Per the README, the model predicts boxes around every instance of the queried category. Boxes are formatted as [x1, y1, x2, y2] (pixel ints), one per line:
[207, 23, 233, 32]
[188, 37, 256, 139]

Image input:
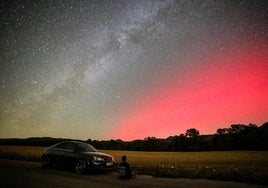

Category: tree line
[0, 122, 267, 151]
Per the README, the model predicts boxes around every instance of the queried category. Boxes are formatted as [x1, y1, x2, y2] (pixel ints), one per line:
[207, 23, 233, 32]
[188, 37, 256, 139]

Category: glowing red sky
[2, 1, 268, 141]
[114, 46, 268, 141]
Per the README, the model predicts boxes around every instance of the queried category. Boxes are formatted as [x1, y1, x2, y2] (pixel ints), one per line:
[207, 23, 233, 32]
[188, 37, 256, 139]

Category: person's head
[122, 155, 127, 162]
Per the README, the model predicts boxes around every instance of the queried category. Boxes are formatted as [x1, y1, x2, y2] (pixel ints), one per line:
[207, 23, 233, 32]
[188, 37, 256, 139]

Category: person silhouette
[118, 155, 132, 179]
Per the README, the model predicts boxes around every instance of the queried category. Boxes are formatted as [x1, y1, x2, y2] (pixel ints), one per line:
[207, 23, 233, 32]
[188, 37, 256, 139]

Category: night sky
[1, 0, 267, 141]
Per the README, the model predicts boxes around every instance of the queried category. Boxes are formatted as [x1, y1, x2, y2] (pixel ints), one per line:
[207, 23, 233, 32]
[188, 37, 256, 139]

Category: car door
[50, 142, 69, 165]
[63, 142, 78, 167]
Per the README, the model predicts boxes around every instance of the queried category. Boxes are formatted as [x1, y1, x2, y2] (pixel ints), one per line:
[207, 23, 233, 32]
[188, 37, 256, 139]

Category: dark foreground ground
[0, 159, 266, 188]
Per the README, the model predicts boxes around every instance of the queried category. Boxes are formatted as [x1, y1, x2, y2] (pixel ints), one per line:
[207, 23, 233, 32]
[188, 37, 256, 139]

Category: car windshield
[77, 143, 97, 152]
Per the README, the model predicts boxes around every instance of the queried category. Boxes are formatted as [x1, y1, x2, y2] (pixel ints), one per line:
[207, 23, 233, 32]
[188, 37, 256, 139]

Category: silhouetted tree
[144, 137, 157, 151]
[217, 128, 229, 135]
[229, 124, 246, 134]
[184, 129, 200, 151]
[259, 122, 268, 150]
[185, 128, 200, 138]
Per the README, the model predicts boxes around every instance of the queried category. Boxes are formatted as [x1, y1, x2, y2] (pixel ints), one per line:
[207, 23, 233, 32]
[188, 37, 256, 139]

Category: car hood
[82, 151, 112, 158]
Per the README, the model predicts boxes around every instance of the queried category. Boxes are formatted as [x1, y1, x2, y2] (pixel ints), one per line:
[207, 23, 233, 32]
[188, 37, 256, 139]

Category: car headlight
[93, 156, 105, 162]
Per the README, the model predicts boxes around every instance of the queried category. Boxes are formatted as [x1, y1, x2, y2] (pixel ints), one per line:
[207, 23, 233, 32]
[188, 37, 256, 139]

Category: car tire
[42, 155, 51, 168]
[75, 159, 87, 175]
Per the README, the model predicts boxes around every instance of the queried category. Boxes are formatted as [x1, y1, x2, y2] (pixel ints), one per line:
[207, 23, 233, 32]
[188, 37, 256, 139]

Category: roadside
[0, 159, 266, 188]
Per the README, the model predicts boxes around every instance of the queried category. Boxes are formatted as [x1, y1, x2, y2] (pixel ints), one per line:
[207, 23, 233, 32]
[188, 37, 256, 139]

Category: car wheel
[75, 159, 87, 175]
[42, 155, 51, 168]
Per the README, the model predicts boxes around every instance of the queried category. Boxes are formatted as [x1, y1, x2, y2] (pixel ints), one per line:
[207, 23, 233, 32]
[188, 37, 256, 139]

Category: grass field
[0, 146, 267, 184]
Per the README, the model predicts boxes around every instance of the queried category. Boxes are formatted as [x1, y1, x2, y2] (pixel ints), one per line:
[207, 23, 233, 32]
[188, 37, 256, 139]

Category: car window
[77, 143, 97, 152]
[54, 142, 69, 149]
[66, 143, 76, 151]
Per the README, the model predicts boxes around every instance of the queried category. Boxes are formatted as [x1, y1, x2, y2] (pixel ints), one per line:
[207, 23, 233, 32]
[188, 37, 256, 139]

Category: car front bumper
[89, 160, 115, 171]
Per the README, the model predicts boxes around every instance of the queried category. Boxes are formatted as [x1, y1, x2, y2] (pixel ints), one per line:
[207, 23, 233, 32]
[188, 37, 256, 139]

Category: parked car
[41, 140, 115, 174]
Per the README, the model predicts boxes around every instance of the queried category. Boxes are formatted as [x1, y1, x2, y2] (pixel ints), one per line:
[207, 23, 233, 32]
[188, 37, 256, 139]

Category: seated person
[118, 155, 132, 179]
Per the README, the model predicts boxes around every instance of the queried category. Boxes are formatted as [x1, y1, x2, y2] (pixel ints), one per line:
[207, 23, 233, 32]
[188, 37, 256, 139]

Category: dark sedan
[41, 141, 115, 174]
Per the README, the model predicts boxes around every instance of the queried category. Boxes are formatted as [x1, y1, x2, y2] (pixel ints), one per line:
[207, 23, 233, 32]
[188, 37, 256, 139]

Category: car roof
[52, 140, 87, 147]
[59, 140, 85, 144]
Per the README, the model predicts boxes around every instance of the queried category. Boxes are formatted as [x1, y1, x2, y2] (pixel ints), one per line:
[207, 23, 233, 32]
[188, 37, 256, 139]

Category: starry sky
[0, 0, 267, 141]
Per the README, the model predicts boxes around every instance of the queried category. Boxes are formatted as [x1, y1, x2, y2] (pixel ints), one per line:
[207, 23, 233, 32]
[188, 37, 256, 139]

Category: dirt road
[0, 159, 265, 188]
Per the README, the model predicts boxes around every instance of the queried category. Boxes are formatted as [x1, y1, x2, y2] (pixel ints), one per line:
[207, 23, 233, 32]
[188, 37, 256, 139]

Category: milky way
[0, 0, 267, 140]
